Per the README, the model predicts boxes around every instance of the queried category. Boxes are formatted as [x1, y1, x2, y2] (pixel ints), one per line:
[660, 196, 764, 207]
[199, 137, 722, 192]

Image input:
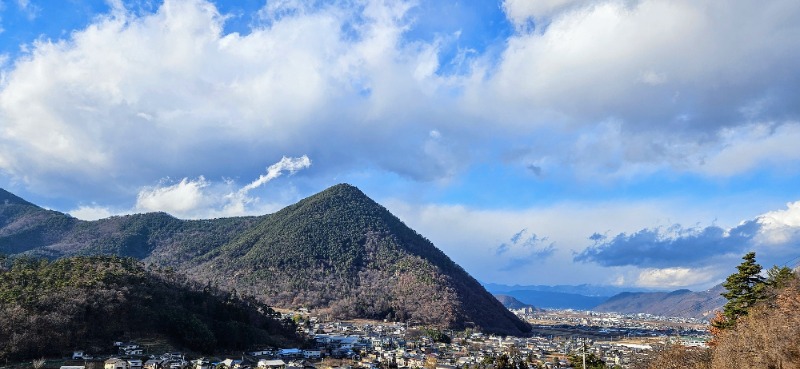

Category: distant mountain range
[484, 282, 726, 319]
[592, 285, 727, 320]
[0, 184, 530, 335]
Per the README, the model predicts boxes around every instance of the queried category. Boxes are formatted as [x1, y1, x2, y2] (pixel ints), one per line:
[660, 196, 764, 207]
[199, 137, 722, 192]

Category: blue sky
[1, 0, 799, 290]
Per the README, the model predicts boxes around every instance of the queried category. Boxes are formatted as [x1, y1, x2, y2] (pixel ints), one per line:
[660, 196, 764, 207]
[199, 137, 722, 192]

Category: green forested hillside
[0, 184, 531, 335]
[0, 256, 301, 360]
[187, 184, 530, 334]
[0, 189, 78, 255]
[1, 187, 260, 260]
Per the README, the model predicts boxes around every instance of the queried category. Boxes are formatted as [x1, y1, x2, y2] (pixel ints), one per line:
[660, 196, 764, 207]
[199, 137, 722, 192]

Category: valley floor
[3, 309, 709, 369]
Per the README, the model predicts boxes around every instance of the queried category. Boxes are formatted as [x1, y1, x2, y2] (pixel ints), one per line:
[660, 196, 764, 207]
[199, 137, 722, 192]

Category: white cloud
[760, 201, 800, 228]
[635, 267, 716, 288]
[135, 176, 210, 216]
[130, 155, 312, 219]
[68, 204, 116, 221]
[224, 155, 312, 216]
[240, 156, 311, 193]
[755, 200, 800, 247]
[0, 0, 468, 196]
[477, 0, 800, 175]
[0, 0, 797, 198]
[694, 122, 800, 177]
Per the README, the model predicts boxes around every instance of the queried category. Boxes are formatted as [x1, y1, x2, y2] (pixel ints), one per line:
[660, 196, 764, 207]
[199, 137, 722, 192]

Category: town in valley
[54, 307, 709, 369]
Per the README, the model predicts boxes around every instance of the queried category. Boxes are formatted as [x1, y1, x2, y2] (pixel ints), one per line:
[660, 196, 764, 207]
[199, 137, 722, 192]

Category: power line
[780, 255, 800, 268]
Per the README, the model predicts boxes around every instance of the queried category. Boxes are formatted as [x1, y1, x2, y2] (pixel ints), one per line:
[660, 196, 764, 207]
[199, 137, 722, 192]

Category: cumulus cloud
[0, 0, 465, 199]
[475, 0, 800, 182]
[486, 0, 800, 129]
[0, 0, 798, 202]
[754, 200, 800, 251]
[135, 176, 211, 216]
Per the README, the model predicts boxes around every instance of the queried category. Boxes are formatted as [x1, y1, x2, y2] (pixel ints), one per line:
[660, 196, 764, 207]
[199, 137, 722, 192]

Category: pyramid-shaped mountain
[0, 184, 530, 335]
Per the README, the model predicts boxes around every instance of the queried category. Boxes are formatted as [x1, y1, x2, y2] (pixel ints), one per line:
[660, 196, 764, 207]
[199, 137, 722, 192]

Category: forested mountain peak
[0, 184, 531, 335]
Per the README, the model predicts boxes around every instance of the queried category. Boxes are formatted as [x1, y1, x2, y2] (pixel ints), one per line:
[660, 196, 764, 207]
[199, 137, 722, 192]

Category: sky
[1, 0, 799, 291]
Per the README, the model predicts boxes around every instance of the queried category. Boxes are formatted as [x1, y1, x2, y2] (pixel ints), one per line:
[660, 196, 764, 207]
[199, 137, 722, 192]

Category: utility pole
[582, 338, 586, 369]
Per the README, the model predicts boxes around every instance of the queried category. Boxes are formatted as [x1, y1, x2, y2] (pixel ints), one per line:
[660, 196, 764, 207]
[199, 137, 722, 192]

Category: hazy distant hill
[494, 294, 540, 310]
[0, 185, 530, 335]
[485, 279, 726, 319]
[592, 285, 726, 319]
[0, 256, 300, 360]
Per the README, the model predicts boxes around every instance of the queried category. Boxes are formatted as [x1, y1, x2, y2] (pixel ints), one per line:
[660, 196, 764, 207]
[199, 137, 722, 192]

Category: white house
[257, 359, 285, 369]
[105, 358, 130, 369]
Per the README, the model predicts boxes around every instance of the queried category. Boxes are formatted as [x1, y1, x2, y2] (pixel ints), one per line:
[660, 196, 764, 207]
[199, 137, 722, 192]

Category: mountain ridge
[592, 284, 726, 319]
[483, 282, 725, 318]
[0, 184, 531, 335]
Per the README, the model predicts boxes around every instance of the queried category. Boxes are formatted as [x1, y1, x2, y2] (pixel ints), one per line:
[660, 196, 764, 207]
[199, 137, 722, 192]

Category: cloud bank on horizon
[0, 0, 799, 290]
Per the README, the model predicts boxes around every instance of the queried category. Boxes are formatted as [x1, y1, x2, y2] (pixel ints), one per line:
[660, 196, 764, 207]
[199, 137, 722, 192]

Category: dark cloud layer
[574, 220, 762, 268]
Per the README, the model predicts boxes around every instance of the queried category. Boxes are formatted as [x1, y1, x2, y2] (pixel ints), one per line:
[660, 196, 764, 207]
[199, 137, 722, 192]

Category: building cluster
[62, 310, 709, 369]
[514, 308, 707, 331]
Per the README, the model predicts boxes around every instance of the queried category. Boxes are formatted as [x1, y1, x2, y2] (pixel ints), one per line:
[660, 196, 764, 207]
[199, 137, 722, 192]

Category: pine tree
[715, 252, 765, 329]
[765, 265, 795, 289]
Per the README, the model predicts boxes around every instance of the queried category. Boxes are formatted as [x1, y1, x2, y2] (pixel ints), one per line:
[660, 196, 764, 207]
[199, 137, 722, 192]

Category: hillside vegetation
[0, 185, 530, 335]
[0, 256, 302, 360]
[635, 254, 800, 369]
